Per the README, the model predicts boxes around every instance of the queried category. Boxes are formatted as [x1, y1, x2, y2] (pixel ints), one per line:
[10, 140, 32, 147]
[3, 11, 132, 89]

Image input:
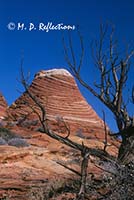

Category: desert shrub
[18, 119, 38, 128]
[75, 128, 92, 139]
[27, 178, 79, 200]
[0, 127, 9, 132]
[92, 161, 134, 200]
[0, 137, 7, 145]
[75, 128, 85, 138]
[8, 138, 29, 147]
[7, 121, 18, 127]
[0, 127, 28, 147]
[0, 197, 10, 200]
[107, 162, 134, 200]
[0, 127, 19, 141]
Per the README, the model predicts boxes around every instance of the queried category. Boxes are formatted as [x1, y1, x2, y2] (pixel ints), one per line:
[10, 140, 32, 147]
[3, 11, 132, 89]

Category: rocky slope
[0, 92, 8, 120]
[0, 69, 120, 200]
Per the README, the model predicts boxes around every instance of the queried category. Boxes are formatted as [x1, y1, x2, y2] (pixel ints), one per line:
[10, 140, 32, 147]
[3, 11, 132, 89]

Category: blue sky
[0, 0, 134, 131]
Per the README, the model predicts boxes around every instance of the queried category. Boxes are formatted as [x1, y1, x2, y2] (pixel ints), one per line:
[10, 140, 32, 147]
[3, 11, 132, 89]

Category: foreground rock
[0, 69, 120, 199]
[0, 128, 119, 200]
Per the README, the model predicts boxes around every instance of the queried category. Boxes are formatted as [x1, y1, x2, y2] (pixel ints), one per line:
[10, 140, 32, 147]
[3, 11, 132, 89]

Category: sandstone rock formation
[9, 69, 107, 140]
[0, 69, 120, 200]
[0, 92, 8, 120]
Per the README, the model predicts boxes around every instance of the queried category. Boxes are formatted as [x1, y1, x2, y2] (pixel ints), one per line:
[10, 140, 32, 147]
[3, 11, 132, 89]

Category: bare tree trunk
[118, 127, 134, 164]
[63, 24, 134, 166]
[77, 146, 90, 200]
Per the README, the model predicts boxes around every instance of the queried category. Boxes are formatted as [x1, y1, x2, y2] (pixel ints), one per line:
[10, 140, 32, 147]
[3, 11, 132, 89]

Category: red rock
[0, 92, 8, 119]
[9, 69, 108, 140]
[0, 69, 120, 199]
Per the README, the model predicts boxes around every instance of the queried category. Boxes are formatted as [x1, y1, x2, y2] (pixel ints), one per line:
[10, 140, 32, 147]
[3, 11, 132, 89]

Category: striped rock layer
[9, 69, 106, 139]
[0, 69, 119, 200]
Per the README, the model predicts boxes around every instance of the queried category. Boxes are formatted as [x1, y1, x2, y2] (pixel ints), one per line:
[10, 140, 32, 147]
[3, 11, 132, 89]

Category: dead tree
[63, 24, 134, 164]
[20, 68, 111, 199]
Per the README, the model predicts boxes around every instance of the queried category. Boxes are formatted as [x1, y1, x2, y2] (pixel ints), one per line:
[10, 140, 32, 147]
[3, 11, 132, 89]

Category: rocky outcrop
[0, 92, 8, 120]
[9, 69, 106, 140]
[0, 69, 120, 199]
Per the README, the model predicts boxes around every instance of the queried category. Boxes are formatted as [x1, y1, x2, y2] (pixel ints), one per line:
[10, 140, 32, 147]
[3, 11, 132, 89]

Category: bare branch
[68, 32, 76, 68]
[102, 111, 108, 152]
[132, 86, 134, 104]
[55, 116, 70, 138]
[56, 161, 81, 176]
[77, 30, 84, 74]
[63, 24, 134, 164]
